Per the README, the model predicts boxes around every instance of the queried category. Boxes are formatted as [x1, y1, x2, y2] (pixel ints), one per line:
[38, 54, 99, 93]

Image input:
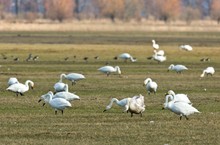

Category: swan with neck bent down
[200, 67, 215, 77]
[60, 73, 85, 85]
[119, 53, 137, 62]
[54, 74, 66, 92]
[6, 80, 34, 96]
[98, 65, 121, 76]
[167, 64, 188, 73]
[163, 95, 200, 120]
[103, 97, 131, 112]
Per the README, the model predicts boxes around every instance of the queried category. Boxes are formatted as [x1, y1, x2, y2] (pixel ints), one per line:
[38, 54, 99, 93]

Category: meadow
[0, 31, 219, 145]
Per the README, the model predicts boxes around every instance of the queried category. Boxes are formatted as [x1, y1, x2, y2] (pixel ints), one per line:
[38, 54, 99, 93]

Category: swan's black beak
[31, 86, 34, 90]
[38, 99, 42, 103]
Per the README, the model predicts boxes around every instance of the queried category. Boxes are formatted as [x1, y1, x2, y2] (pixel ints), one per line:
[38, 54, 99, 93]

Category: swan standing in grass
[166, 90, 192, 104]
[179, 45, 193, 51]
[143, 78, 158, 95]
[44, 92, 72, 115]
[6, 80, 34, 96]
[54, 74, 66, 92]
[168, 64, 188, 73]
[119, 53, 137, 62]
[152, 40, 159, 49]
[98, 65, 121, 76]
[60, 73, 85, 85]
[200, 67, 215, 77]
[127, 94, 145, 117]
[163, 95, 200, 120]
[38, 90, 80, 106]
[103, 97, 131, 112]
[8, 77, 19, 86]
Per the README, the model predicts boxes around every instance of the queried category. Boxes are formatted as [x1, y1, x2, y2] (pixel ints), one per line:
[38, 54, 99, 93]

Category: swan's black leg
[61, 110, 64, 115]
[55, 110, 57, 115]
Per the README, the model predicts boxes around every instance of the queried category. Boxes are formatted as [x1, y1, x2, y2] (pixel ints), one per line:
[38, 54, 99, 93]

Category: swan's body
[45, 93, 72, 115]
[128, 94, 145, 117]
[61, 73, 85, 85]
[180, 45, 193, 51]
[163, 95, 200, 120]
[168, 64, 188, 73]
[54, 82, 66, 92]
[152, 54, 166, 63]
[167, 90, 191, 104]
[8, 77, 19, 86]
[119, 53, 137, 62]
[154, 50, 165, 56]
[103, 97, 131, 112]
[144, 78, 158, 95]
[200, 67, 215, 77]
[98, 65, 121, 76]
[6, 80, 34, 96]
[152, 40, 159, 49]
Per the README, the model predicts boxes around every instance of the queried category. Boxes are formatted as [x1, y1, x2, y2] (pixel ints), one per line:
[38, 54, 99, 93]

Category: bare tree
[210, 0, 220, 24]
[44, 0, 75, 22]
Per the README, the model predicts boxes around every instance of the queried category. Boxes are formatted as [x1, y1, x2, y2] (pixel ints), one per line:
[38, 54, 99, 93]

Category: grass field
[0, 31, 219, 145]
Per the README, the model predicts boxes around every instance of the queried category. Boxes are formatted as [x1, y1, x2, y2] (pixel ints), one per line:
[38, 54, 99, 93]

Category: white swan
[179, 45, 193, 51]
[152, 40, 159, 49]
[168, 64, 188, 73]
[152, 54, 166, 63]
[154, 50, 165, 56]
[98, 65, 121, 76]
[60, 73, 85, 85]
[8, 77, 19, 86]
[103, 97, 131, 112]
[6, 80, 34, 96]
[39, 90, 80, 106]
[127, 94, 145, 117]
[200, 67, 215, 77]
[45, 93, 72, 115]
[166, 90, 192, 104]
[54, 74, 66, 92]
[119, 53, 137, 62]
[143, 78, 158, 95]
[163, 95, 200, 120]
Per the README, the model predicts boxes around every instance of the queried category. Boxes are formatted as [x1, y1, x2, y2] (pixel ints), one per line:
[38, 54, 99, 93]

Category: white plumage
[98, 65, 121, 76]
[119, 53, 137, 62]
[45, 93, 72, 115]
[39, 90, 80, 106]
[200, 67, 215, 77]
[163, 95, 200, 120]
[152, 40, 159, 49]
[8, 77, 19, 86]
[179, 45, 193, 51]
[154, 50, 165, 56]
[166, 90, 192, 104]
[103, 97, 131, 112]
[6, 80, 34, 96]
[60, 73, 85, 85]
[127, 94, 145, 117]
[152, 54, 166, 63]
[168, 64, 188, 73]
[144, 78, 158, 95]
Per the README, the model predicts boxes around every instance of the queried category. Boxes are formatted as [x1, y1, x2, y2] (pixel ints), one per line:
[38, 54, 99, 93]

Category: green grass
[0, 31, 219, 145]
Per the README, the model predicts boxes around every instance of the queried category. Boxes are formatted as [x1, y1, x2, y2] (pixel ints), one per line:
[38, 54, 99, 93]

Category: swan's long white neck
[200, 70, 206, 77]
[115, 66, 121, 74]
[130, 57, 136, 62]
[64, 84, 69, 92]
[144, 78, 152, 85]
[107, 98, 119, 109]
[60, 74, 66, 81]
[25, 80, 33, 88]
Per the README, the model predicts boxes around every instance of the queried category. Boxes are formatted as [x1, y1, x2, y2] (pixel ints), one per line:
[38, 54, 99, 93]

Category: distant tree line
[0, 0, 220, 23]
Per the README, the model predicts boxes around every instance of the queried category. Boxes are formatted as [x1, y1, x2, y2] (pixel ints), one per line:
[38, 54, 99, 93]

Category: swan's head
[167, 64, 174, 72]
[200, 73, 205, 77]
[167, 90, 175, 96]
[144, 78, 152, 85]
[152, 40, 155, 43]
[103, 105, 111, 112]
